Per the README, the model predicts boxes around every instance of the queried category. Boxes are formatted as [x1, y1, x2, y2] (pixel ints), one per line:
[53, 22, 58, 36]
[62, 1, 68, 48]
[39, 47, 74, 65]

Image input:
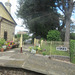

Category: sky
[0, 0, 75, 33]
[0, 0, 28, 34]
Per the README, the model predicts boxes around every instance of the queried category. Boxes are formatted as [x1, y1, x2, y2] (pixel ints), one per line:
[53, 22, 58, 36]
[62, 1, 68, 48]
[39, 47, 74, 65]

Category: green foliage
[70, 40, 75, 64]
[0, 44, 2, 49]
[29, 46, 41, 51]
[17, 0, 59, 39]
[15, 34, 29, 41]
[37, 47, 41, 51]
[0, 38, 5, 46]
[0, 38, 5, 49]
[47, 30, 61, 41]
[29, 46, 32, 52]
[70, 33, 75, 40]
[33, 46, 41, 51]
[42, 52, 46, 56]
[15, 34, 21, 41]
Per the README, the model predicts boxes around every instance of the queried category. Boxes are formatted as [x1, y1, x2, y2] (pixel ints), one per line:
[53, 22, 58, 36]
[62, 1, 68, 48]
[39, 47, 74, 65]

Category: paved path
[0, 45, 75, 75]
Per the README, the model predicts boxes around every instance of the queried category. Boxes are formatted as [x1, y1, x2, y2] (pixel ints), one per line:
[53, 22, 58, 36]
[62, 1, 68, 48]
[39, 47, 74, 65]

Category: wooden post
[49, 41, 52, 59]
[34, 38, 36, 46]
[36, 39, 39, 46]
[41, 40, 43, 46]
[13, 36, 15, 42]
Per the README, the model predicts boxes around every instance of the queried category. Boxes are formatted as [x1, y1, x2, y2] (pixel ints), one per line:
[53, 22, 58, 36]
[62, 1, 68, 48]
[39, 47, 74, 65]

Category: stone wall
[51, 55, 70, 62]
[0, 19, 15, 40]
[0, 67, 44, 75]
[0, 21, 1, 38]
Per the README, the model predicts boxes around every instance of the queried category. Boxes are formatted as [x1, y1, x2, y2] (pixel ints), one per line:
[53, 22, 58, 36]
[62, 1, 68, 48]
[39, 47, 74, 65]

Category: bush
[0, 38, 5, 46]
[29, 46, 41, 52]
[42, 52, 46, 56]
[70, 33, 75, 40]
[70, 40, 75, 64]
[47, 30, 61, 41]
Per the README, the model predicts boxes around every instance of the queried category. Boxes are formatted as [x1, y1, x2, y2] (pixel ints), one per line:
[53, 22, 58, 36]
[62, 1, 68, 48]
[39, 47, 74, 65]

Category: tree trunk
[64, 2, 73, 42]
[64, 18, 71, 49]
[65, 19, 70, 42]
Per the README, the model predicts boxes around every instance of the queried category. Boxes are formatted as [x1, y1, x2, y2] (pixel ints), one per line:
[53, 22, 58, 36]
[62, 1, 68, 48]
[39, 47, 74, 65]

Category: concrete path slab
[0, 45, 75, 75]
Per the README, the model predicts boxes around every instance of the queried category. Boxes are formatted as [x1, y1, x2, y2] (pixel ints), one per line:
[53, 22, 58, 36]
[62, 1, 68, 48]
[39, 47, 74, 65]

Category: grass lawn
[71, 57, 75, 64]
[40, 42, 69, 56]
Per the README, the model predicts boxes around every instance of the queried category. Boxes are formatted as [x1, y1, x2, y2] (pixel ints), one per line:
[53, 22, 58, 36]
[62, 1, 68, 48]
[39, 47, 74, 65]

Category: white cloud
[0, 0, 6, 3]
[71, 17, 75, 24]
[15, 25, 28, 34]
[15, 18, 24, 26]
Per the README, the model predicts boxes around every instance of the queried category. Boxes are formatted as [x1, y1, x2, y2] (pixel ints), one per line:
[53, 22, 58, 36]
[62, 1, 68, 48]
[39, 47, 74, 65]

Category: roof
[0, 2, 17, 25]
[0, 16, 16, 25]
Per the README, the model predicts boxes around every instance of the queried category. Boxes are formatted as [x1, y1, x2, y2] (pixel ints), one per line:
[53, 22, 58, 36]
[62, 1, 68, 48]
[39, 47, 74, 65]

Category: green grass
[71, 58, 75, 64]
[70, 55, 75, 64]
[40, 42, 69, 56]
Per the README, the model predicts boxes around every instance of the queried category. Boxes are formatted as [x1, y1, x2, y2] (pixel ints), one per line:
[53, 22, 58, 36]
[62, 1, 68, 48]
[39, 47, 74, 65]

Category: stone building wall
[0, 19, 15, 41]
[0, 21, 1, 38]
[0, 67, 44, 75]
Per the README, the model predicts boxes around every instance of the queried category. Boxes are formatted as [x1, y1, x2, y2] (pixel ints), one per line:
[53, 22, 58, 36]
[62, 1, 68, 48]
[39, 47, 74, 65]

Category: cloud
[71, 17, 75, 24]
[15, 18, 24, 26]
[15, 25, 28, 34]
[0, 0, 6, 3]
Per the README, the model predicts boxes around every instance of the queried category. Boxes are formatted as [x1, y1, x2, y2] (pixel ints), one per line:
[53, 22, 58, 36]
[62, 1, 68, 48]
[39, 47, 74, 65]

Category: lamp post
[20, 34, 23, 53]
[17, 31, 26, 53]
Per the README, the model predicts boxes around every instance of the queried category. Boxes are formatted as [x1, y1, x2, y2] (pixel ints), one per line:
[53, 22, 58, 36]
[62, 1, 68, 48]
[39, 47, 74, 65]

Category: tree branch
[58, 19, 65, 31]
[61, 0, 66, 12]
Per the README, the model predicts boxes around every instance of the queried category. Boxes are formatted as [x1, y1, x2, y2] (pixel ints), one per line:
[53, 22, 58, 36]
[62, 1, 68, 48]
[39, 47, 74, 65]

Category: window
[4, 31, 7, 41]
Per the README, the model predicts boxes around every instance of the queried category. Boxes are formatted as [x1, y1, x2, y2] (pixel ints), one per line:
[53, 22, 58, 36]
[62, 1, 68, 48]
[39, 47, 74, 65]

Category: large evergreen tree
[17, 0, 59, 39]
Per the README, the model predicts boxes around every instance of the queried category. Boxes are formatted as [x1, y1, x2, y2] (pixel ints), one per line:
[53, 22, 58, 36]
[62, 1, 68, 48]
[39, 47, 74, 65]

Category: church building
[0, 0, 16, 41]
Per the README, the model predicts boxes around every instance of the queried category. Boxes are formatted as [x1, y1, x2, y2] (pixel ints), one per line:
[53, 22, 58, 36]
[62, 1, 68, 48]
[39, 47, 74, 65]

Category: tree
[17, 0, 59, 39]
[47, 30, 61, 41]
[55, 0, 75, 42]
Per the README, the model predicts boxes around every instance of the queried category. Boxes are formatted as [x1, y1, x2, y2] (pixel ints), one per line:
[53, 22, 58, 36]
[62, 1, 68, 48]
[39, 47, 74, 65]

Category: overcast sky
[0, 0, 27, 34]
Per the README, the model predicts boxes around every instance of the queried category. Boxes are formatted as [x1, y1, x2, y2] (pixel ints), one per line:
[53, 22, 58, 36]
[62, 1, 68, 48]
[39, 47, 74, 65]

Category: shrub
[70, 33, 75, 40]
[42, 52, 46, 56]
[29, 46, 42, 52]
[0, 38, 5, 46]
[47, 30, 61, 41]
[70, 40, 75, 64]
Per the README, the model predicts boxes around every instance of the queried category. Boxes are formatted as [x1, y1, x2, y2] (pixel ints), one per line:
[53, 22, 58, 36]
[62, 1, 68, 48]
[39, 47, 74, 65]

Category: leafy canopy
[17, 0, 59, 39]
[47, 30, 61, 41]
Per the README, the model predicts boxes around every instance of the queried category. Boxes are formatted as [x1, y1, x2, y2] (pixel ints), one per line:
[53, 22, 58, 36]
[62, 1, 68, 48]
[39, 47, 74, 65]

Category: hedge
[70, 40, 75, 64]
